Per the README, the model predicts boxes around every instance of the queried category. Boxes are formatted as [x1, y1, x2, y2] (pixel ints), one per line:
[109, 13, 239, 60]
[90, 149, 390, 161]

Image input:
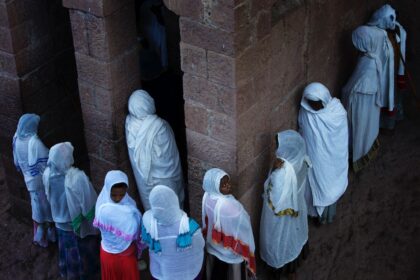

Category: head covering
[368, 4, 396, 30]
[16, 114, 40, 138]
[142, 185, 193, 253]
[128, 89, 156, 120]
[93, 170, 142, 253]
[298, 83, 349, 216]
[201, 168, 256, 275]
[276, 130, 308, 173]
[47, 142, 74, 175]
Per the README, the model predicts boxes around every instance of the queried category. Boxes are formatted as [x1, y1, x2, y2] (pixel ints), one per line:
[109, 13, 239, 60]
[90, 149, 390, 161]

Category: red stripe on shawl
[211, 227, 256, 275]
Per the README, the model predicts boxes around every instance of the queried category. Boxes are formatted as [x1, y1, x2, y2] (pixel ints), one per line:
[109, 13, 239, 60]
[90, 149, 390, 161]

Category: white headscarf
[94, 170, 142, 253]
[43, 142, 98, 237]
[201, 168, 256, 275]
[142, 185, 191, 252]
[13, 114, 49, 183]
[298, 83, 349, 215]
[367, 4, 396, 30]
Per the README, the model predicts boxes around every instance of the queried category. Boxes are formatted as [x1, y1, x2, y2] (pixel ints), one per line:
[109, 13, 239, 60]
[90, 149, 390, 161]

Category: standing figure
[94, 170, 143, 280]
[42, 142, 99, 279]
[142, 185, 204, 280]
[202, 168, 256, 280]
[126, 89, 184, 210]
[342, 26, 385, 172]
[260, 130, 310, 279]
[13, 114, 54, 247]
[367, 4, 407, 131]
[298, 83, 348, 224]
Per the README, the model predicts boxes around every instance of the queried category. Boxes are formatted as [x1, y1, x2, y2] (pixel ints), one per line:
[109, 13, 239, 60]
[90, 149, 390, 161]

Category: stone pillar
[63, 0, 141, 190]
[0, 0, 86, 216]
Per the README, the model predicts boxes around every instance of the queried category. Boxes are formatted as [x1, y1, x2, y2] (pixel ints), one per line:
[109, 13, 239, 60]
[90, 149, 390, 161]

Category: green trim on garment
[71, 206, 95, 234]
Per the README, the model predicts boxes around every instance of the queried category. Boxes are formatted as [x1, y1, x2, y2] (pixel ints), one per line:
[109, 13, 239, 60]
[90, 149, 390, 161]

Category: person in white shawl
[367, 4, 408, 130]
[298, 82, 349, 224]
[342, 26, 385, 172]
[142, 185, 204, 280]
[93, 170, 143, 280]
[260, 130, 310, 278]
[126, 89, 184, 210]
[13, 114, 54, 247]
[42, 142, 99, 279]
[202, 168, 256, 279]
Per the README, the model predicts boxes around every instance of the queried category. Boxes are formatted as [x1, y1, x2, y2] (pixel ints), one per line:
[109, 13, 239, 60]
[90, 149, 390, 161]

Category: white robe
[298, 83, 349, 216]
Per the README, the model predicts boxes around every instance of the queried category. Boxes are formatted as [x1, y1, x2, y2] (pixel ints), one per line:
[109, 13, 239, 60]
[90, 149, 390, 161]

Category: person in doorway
[13, 113, 55, 247]
[367, 4, 408, 132]
[94, 170, 143, 280]
[342, 26, 386, 172]
[42, 142, 99, 279]
[142, 185, 204, 280]
[260, 130, 310, 280]
[125, 89, 185, 210]
[298, 82, 348, 224]
[202, 168, 256, 280]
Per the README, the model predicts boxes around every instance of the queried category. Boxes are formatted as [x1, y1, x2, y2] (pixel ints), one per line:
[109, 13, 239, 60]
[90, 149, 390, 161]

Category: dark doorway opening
[135, 0, 189, 213]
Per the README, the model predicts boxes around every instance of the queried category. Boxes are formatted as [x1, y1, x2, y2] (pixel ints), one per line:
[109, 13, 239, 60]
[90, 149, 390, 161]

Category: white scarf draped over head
[201, 168, 256, 275]
[125, 89, 166, 184]
[142, 185, 190, 249]
[44, 142, 98, 237]
[13, 114, 49, 181]
[368, 4, 396, 30]
[298, 83, 349, 214]
[94, 170, 142, 253]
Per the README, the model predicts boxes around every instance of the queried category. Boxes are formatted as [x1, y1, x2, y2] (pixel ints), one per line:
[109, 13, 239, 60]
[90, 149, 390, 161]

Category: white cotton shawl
[260, 130, 309, 268]
[43, 142, 98, 237]
[126, 90, 184, 209]
[94, 170, 142, 254]
[396, 21, 407, 76]
[298, 83, 349, 216]
[367, 5, 396, 111]
[201, 168, 256, 273]
[143, 185, 204, 280]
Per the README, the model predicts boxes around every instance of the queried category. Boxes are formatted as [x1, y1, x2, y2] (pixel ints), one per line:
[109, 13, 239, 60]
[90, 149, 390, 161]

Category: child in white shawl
[298, 82, 349, 224]
[125, 89, 185, 210]
[202, 168, 256, 279]
[94, 170, 143, 280]
[342, 26, 385, 172]
[42, 142, 99, 279]
[13, 114, 54, 247]
[142, 185, 204, 280]
[260, 130, 310, 278]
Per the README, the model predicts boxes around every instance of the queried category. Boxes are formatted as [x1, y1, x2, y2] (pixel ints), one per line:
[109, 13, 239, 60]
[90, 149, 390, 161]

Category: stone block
[205, 0, 236, 32]
[0, 73, 20, 99]
[180, 43, 207, 78]
[207, 50, 236, 88]
[0, 26, 13, 52]
[238, 182, 264, 233]
[63, 0, 132, 18]
[250, 0, 274, 17]
[0, 2, 8, 28]
[2, 0, 26, 28]
[69, 10, 89, 55]
[163, 0, 203, 21]
[183, 74, 236, 117]
[184, 101, 209, 135]
[0, 50, 17, 75]
[180, 17, 234, 57]
[237, 78, 256, 116]
[186, 129, 237, 175]
[237, 148, 270, 196]
[256, 10, 271, 40]
[208, 111, 236, 145]
[88, 155, 117, 191]
[0, 95, 22, 120]
[0, 115, 18, 138]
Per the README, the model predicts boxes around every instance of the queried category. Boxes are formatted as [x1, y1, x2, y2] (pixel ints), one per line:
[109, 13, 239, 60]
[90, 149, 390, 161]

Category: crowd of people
[11, 3, 407, 280]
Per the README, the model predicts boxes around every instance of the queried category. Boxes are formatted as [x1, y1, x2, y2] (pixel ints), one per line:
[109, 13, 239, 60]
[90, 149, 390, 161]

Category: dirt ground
[0, 107, 419, 280]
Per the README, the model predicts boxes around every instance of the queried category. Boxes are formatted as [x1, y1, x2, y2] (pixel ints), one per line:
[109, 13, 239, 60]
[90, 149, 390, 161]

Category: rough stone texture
[0, 0, 88, 212]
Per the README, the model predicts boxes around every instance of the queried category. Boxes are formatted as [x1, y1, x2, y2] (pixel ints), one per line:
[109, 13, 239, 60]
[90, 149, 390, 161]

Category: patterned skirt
[57, 228, 100, 279]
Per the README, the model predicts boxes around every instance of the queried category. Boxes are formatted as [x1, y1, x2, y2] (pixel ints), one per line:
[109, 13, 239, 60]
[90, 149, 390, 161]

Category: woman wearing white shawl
[202, 168, 256, 279]
[342, 26, 385, 172]
[367, 4, 408, 130]
[126, 89, 184, 210]
[142, 185, 204, 280]
[260, 130, 310, 277]
[93, 170, 143, 280]
[42, 142, 99, 279]
[13, 114, 54, 247]
[298, 82, 349, 224]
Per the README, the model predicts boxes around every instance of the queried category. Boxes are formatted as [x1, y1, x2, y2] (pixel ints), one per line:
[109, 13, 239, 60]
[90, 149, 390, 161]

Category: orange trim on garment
[210, 227, 256, 275]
